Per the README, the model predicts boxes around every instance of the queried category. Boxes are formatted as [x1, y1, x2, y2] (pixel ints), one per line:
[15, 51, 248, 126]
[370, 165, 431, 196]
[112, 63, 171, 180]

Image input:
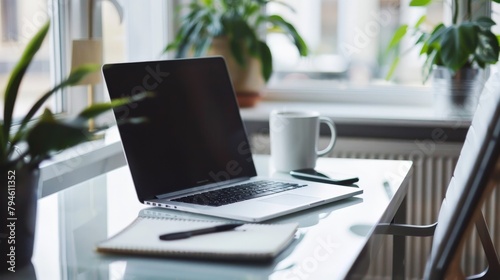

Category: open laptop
[102, 56, 362, 222]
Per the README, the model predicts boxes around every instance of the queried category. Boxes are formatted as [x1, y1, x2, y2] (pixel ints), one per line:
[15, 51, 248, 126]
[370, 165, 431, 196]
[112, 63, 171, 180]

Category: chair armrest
[374, 222, 437, 237]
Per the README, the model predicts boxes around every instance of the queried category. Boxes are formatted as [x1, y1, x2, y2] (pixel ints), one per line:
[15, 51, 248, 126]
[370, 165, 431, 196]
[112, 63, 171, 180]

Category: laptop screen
[102, 57, 257, 202]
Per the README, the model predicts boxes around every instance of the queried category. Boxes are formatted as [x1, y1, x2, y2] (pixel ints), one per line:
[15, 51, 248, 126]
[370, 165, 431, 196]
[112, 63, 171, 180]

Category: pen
[159, 223, 245, 241]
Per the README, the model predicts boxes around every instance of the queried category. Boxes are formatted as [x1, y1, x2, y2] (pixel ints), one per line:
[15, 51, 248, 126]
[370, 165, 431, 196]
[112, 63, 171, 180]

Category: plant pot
[432, 66, 488, 118]
[208, 37, 266, 108]
[1, 166, 40, 273]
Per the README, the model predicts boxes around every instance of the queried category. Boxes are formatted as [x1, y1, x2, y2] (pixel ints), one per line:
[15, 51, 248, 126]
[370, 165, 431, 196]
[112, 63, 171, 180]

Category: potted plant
[386, 0, 500, 117]
[165, 0, 308, 107]
[0, 21, 147, 271]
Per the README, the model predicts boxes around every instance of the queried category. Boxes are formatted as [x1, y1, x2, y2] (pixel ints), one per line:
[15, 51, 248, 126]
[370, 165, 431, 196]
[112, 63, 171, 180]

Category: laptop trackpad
[259, 194, 319, 206]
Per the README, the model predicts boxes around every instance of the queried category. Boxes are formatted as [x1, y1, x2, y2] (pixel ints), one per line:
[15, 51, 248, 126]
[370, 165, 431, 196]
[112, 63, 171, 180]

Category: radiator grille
[250, 135, 499, 279]
[332, 150, 458, 279]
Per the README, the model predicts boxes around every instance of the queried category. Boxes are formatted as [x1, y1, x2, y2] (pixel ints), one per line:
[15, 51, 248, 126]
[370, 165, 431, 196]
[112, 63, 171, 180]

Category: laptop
[102, 56, 362, 222]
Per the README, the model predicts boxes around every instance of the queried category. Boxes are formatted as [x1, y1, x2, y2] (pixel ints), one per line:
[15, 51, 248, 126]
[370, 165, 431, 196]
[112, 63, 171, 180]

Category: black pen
[159, 223, 245, 241]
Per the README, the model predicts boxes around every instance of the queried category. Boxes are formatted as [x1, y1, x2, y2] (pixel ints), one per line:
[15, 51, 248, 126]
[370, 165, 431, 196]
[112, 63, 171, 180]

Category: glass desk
[27, 155, 412, 279]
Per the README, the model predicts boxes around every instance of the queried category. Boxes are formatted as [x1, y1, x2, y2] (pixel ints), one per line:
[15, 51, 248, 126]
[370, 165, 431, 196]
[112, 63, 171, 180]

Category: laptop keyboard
[172, 180, 307, 207]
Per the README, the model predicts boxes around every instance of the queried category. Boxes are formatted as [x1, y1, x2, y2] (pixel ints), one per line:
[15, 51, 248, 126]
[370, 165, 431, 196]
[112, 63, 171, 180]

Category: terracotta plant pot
[1, 166, 40, 273]
[209, 37, 266, 108]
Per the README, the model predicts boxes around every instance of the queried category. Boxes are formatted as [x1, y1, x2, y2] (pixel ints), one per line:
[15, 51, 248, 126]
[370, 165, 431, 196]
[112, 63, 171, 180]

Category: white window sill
[39, 99, 471, 196]
[39, 127, 126, 197]
[241, 99, 471, 128]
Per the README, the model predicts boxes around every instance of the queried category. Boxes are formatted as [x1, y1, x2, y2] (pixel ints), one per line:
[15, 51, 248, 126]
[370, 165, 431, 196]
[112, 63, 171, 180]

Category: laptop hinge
[154, 177, 251, 200]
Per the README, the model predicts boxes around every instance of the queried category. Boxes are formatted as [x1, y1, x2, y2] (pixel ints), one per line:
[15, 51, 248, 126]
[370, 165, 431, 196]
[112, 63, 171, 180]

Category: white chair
[375, 73, 500, 279]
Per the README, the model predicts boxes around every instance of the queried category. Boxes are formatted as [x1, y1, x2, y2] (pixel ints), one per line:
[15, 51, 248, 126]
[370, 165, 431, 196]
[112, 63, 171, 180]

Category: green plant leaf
[422, 49, 439, 83]
[186, 21, 208, 57]
[258, 41, 273, 81]
[220, 16, 250, 64]
[416, 33, 429, 45]
[207, 12, 223, 36]
[385, 56, 400, 81]
[164, 11, 200, 54]
[387, 25, 408, 50]
[410, 0, 433, 6]
[76, 92, 153, 122]
[191, 8, 220, 54]
[440, 24, 478, 72]
[72, 117, 149, 140]
[493, 0, 500, 3]
[24, 91, 152, 165]
[26, 110, 92, 161]
[475, 17, 496, 29]
[9, 64, 100, 148]
[164, 42, 179, 53]
[2, 21, 50, 159]
[193, 36, 213, 57]
[476, 58, 486, 69]
[172, 10, 210, 57]
[226, 16, 260, 56]
[475, 29, 500, 64]
[164, 0, 307, 82]
[115, 117, 149, 126]
[245, 3, 261, 17]
[64, 64, 101, 85]
[414, 15, 427, 29]
[421, 23, 446, 55]
[266, 15, 308, 56]
[229, 37, 246, 66]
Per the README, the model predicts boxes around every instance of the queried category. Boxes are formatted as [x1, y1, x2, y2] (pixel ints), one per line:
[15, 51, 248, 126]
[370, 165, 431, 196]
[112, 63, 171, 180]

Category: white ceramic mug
[270, 110, 336, 172]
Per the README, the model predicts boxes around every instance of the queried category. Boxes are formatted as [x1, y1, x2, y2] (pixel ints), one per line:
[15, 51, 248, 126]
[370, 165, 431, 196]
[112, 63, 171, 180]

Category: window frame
[61, 0, 172, 118]
[49, 0, 68, 115]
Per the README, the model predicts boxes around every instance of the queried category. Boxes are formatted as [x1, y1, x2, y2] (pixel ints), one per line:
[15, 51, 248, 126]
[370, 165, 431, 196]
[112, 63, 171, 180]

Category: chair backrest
[424, 72, 500, 279]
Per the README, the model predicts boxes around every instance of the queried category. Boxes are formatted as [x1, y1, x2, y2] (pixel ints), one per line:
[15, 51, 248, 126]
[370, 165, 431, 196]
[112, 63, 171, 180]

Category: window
[3, 1, 489, 124]
[1, 0, 18, 41]
[0, 0, 156, 123]
[162, 0, 447, 104]
[0, 0, 54, 120]
[102, 1, 125, 64]
[94, 0, 169, 126]
[266, 0, 444, 88]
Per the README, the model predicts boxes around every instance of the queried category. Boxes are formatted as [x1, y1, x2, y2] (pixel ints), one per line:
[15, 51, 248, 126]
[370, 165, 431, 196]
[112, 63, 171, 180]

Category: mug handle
[317, 117, 336, 157]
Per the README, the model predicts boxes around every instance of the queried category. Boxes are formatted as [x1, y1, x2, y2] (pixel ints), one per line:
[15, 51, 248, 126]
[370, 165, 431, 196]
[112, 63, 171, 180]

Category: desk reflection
[32, 156, 412, 279]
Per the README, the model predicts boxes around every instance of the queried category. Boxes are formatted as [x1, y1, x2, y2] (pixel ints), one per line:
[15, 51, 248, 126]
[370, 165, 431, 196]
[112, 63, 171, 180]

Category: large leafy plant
[165, 0, 308, 81]
[1, 21, 147, 171]
[386, 0, 500, 82]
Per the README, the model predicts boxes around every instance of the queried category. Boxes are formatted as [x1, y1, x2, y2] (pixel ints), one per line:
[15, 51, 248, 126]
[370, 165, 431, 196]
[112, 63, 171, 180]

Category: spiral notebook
[96, 217, 298, 262]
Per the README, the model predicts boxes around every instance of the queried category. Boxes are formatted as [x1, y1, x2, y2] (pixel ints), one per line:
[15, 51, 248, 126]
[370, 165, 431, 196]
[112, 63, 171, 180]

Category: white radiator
[250, 135, 499, 279]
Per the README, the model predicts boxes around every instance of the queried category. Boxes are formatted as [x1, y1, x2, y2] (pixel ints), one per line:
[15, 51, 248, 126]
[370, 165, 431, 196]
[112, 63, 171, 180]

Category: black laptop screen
[102, 57, 257, 202]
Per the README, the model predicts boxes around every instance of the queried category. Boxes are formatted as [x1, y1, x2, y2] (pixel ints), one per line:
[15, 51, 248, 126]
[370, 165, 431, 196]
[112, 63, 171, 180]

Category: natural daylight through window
[0, 0, 53, 120]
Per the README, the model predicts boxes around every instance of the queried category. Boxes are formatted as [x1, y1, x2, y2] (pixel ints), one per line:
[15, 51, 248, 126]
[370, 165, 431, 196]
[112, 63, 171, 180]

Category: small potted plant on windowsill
[0, 21, 148, 271]
[386, 0, 500, 118]
[165, 0, 308, 107]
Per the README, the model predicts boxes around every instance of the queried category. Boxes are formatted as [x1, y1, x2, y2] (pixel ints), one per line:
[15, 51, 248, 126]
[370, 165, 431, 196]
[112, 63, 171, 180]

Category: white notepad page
[97, 217, 298, 261]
